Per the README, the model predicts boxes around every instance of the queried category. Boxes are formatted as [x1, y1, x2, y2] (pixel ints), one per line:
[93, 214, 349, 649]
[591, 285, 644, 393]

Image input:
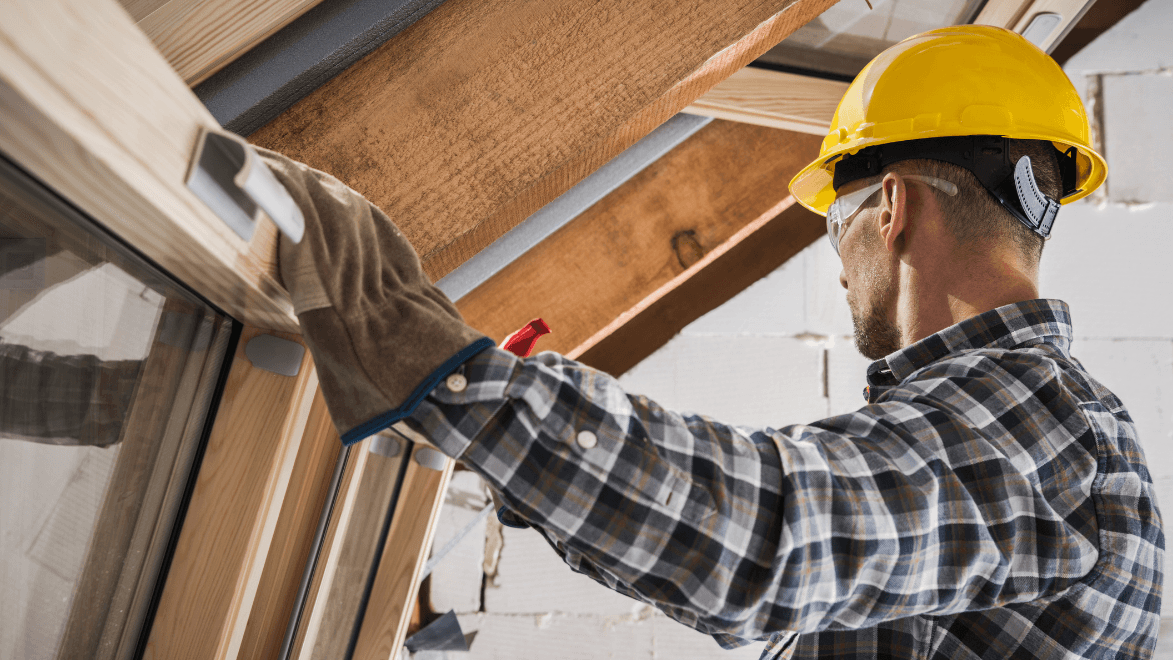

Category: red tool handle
[501, 318, 551, 357]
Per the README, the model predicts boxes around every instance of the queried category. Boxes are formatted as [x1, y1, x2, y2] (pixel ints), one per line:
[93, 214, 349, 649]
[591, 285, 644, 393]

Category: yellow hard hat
[789, 25, 1106, 217]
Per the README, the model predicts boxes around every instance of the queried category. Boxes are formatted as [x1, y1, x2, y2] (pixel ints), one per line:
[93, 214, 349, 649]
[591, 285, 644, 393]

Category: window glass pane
[0, 155, 234, 660]
[756, 0, 986, 79]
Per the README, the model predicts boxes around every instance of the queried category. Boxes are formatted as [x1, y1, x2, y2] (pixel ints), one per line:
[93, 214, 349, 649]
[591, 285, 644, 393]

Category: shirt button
[446, 373, 468, 393]
[576, 430, 597, 449]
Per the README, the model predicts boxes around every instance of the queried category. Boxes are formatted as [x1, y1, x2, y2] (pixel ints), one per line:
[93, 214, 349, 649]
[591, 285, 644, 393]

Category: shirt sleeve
[403, 346, 1098, 647]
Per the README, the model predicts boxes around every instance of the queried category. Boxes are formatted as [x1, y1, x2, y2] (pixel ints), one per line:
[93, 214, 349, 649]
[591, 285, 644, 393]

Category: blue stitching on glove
[340, 336, 497, 446]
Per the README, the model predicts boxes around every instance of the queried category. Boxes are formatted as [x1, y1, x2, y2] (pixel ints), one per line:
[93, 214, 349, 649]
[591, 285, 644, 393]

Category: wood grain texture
[143, 327, 318, 660]
[249, 0, 841, 282]
[299, 438, 405, 659]
[289, 444, 368, 660]
[238, 388, 341, 660]
[682, 67, 849, 136]
[0, 0, 297, 332]
[578, 201, 825, 377]
[135, 0, 326, 85]
[120, 0, 169, 22]
[454, 120, 823, 362]
[352, 446, 453, 660]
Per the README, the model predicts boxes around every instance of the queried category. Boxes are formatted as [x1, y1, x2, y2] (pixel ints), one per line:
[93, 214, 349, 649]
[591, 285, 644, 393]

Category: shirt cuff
[404, 345, 521, 459]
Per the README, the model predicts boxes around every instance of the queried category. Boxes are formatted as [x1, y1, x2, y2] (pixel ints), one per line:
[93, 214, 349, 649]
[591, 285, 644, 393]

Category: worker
[264, 25, 1162, 659]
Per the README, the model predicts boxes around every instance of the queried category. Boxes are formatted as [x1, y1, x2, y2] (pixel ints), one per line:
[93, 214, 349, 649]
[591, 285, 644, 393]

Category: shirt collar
[864, 299, 1073, 399]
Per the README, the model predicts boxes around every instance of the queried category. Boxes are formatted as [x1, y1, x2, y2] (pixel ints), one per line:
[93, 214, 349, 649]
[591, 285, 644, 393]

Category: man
[267, 25, 1162, 659]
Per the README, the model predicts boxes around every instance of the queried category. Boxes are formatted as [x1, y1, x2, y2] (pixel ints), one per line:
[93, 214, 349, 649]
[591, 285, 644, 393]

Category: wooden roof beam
[455, 120, 825, 377]
[249, 0, 842, 282]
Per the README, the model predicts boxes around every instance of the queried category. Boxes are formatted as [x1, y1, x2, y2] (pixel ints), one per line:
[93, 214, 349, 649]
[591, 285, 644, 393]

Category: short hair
[860, 139, 1062, 263]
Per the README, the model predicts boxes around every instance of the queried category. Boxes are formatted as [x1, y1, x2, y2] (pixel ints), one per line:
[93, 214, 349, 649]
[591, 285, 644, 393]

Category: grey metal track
[195, 0, 446, 136]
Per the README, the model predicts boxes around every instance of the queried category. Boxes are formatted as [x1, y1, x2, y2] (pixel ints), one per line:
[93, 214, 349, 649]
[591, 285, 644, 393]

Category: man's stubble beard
[849, 277, 902, 361]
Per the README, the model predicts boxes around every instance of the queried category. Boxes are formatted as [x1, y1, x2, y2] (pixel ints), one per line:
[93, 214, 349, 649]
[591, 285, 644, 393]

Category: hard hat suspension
[831, 135, 1080, 239]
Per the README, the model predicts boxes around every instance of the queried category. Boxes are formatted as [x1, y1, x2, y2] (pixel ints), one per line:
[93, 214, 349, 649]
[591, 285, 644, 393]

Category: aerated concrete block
[1040, 201, 1173, 339]
[1062, 0, 1173, 77]
[484, 526, 636, 615]
[804, 239, 855, 338]
[649, 613, 767, 658]
[1102, 72, 1173, 204]
[618, 343, 680, 410]
[827, 341, 874, 417]
[1071, 339, 1173, 478]
[680, 250, 807, 337]
[454, 612, 656, 660]
[668, 335, 828, 428]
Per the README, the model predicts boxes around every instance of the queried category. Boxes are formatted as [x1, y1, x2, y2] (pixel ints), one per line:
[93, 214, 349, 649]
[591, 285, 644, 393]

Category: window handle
[185, 128, 305, 244]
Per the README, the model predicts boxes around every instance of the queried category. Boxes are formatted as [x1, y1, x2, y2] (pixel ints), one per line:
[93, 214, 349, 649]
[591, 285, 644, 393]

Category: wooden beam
[130, 0, 328, 86]
[0, 0, 298, 331]
[144, 327, 318, 660]
[454, 120, 824, 372]
[578, 201, 823, 376]
[681, 67, 848, 136]
[249, 0, 841, 282]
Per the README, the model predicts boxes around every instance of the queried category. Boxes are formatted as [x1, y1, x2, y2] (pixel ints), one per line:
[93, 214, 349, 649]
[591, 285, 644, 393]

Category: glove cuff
[339, 336, 495, 445]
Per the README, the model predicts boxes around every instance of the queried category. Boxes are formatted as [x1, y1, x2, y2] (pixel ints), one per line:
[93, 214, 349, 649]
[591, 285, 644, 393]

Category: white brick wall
[1101, 73, 1173, 204]
[421, 3, 1173, 655]
[1040, 202, 1173, 338]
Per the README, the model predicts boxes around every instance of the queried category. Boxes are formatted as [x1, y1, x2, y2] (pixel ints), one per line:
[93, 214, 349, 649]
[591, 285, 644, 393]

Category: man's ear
[877, 172, 907, 253]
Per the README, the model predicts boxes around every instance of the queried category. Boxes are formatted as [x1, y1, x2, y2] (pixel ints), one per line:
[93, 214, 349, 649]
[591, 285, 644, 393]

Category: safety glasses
[826, 175, 959, 255]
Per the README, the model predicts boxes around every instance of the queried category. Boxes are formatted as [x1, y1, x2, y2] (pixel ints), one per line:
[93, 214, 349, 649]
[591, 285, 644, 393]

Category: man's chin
[851, 311, 901, 361]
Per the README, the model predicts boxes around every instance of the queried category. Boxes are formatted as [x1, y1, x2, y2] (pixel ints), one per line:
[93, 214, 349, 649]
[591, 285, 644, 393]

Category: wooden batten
[249, 0, 840, 282]
[144, 327, 319, 660]
[130, 0, 327, 86]
[682, 68, 848, 136]
[455, 120, 824, 370]
[352, 444, 454, 660]
[0, 0, 297, 332]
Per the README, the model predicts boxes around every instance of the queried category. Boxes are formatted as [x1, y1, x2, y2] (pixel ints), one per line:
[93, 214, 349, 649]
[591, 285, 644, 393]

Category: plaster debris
[482, 495, 504, 585]
[428, 471, 490, 613]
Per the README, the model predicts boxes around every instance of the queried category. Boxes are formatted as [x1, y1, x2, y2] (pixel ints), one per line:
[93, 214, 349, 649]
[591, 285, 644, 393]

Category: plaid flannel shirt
[406, 299, 1163, 659]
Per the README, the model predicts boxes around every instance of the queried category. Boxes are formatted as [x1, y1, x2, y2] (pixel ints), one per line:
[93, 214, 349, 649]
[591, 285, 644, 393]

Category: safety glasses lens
[826, 205, 844, 254]
[826, 184, 883, 256]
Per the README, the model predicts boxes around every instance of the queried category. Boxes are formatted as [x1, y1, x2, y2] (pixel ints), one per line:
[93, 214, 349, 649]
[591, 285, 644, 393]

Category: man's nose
[839, 269, 848, 290]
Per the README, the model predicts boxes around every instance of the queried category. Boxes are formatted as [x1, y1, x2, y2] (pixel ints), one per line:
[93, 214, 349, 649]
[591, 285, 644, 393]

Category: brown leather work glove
[259, 148, 494, 445]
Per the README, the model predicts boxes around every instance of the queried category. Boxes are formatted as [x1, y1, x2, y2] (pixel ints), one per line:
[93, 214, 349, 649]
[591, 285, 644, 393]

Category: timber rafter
[249, 0, 842, 281]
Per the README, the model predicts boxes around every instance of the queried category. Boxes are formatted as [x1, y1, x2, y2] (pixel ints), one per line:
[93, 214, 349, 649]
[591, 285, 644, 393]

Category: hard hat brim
[789, 133, 1106, 217]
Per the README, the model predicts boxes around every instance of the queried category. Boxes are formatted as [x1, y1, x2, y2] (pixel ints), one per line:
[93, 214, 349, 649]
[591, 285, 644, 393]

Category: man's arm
[405, 345, 1099, 646]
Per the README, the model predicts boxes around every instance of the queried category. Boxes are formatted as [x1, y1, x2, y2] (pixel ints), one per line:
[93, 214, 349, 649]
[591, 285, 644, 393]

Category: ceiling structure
[124, 0, 1126, 380]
